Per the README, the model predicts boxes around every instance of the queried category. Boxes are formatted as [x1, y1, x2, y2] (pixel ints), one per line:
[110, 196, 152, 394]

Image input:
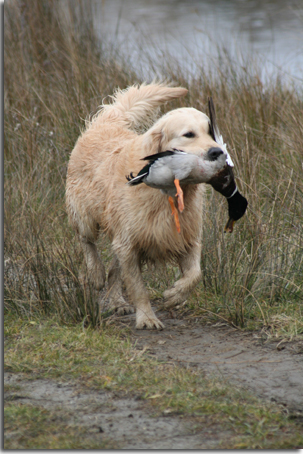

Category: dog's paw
[108, 296, 135, 315]
[136, 309, 164, 330]
[162, 287, 186, 309]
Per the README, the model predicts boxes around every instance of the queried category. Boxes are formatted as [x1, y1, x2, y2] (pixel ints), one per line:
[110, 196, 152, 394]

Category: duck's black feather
[208, 97, 218, 142]
[142, 150, 176, 162]
[126, 166, 150, 185]
[126, 172, 136, 181]
[142, 149, 185, 163]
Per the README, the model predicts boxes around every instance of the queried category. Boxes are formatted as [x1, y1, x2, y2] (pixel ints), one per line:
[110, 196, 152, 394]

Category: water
[88, 0, 303, 83]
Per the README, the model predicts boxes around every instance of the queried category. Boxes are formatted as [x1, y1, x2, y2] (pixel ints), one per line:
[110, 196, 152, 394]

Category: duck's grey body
[126, 149, 227, 197]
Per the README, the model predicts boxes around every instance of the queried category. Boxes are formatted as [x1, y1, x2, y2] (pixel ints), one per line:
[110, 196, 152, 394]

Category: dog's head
[142, 107, 225, 165]
[142, 105, 247, 232]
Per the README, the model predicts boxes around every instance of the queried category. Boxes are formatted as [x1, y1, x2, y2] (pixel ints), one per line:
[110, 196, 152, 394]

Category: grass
[4, 314, 303, 449]
[4, 0, 303, 335]
[4, 400, 116, 449]
[4, 0, 303, 336]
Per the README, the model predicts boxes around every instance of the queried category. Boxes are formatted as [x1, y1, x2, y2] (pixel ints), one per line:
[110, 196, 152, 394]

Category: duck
[126, 147, 227, 233]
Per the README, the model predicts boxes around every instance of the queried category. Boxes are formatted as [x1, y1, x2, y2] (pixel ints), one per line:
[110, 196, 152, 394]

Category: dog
[66, 82, 230, 329]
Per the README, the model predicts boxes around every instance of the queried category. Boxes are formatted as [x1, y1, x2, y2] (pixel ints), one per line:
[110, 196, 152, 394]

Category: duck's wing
[208, 97, 234, 167]
[142, 149, 186, 163]
[126, 163, 151, 185]
[126, 149, 187, 186]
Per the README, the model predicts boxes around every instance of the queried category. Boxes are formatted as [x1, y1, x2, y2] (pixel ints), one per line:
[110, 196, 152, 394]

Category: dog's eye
[183, 132, 195, 138]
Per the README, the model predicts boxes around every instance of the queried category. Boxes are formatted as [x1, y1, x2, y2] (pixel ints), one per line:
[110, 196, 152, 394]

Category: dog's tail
[95, 82, 188, 130]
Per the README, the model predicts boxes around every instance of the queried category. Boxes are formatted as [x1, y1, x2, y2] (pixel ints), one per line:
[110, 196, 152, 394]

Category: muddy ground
[131, 310, 303, 413]
[4, 372, 232, 449]
[4, 309, 303, 449]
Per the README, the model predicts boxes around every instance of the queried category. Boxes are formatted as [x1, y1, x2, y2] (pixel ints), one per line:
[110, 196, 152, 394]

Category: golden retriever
[66, 82, 228, 329]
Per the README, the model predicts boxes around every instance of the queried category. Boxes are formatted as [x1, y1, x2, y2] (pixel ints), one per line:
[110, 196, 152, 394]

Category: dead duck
[126, 148, 227, 233]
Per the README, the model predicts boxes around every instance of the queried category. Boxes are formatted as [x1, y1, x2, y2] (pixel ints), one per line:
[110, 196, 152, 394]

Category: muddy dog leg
[163, 241, 202, 309]
[114, 246, 164, 329]
[80, 238, 106, 290]
[107, 255, 134, 315]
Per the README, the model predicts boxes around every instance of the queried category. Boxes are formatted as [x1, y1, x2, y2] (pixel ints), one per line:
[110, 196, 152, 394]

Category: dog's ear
[142, 126, 166, 156]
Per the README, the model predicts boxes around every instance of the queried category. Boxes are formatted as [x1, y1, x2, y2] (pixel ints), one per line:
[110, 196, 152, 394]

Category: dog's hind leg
[163, 242, 202, 309]
[80, 237, 106, 290]
[107, 255, 134, 315]
[114, 245, 164, 329]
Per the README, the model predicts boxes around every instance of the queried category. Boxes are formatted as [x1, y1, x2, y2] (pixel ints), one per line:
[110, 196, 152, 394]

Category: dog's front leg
[114, 246, 164, 330]
[163, 241, 202, 309]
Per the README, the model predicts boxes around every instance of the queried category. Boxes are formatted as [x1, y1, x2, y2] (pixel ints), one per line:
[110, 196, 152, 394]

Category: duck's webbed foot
[168, 196, 181, 234]
[174, 179, 184, 212]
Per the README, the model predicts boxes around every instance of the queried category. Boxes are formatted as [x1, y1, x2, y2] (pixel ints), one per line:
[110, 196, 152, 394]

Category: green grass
[4, 314, 303, 449]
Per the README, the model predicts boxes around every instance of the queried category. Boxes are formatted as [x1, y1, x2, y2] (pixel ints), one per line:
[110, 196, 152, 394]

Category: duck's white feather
[208, 97, 234, 167]
[216, 135, 234, 167]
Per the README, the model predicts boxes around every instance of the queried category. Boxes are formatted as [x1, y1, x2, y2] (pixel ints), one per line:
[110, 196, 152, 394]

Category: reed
[4, 0, 303, 336]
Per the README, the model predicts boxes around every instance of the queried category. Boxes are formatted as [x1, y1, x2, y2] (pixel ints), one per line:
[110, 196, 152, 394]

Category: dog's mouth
[207, 164, 248, 233]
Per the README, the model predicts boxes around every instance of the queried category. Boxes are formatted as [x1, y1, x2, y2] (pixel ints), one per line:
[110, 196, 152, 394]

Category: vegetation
[4, 315, 303, 449]
[4, 399, 116, 449]
[4, 0, 302, 336]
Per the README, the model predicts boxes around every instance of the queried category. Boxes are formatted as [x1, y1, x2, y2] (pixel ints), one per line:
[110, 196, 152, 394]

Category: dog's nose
[207, 147, 224, 161]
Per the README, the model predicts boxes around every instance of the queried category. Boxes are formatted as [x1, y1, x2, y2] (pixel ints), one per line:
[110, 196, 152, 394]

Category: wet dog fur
[66, 82, 224, 329]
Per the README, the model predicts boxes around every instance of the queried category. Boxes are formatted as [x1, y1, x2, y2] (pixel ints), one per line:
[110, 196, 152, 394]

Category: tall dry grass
[4, 0, 303, 334]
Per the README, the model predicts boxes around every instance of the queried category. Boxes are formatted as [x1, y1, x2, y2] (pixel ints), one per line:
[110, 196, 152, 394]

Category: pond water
[86, 0, 303, 84]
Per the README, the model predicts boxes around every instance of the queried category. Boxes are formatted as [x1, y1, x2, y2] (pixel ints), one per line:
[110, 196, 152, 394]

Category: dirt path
[4, 372, 230, 449]
[4, 310, 303, 448]
[129, 310, 303, 413]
